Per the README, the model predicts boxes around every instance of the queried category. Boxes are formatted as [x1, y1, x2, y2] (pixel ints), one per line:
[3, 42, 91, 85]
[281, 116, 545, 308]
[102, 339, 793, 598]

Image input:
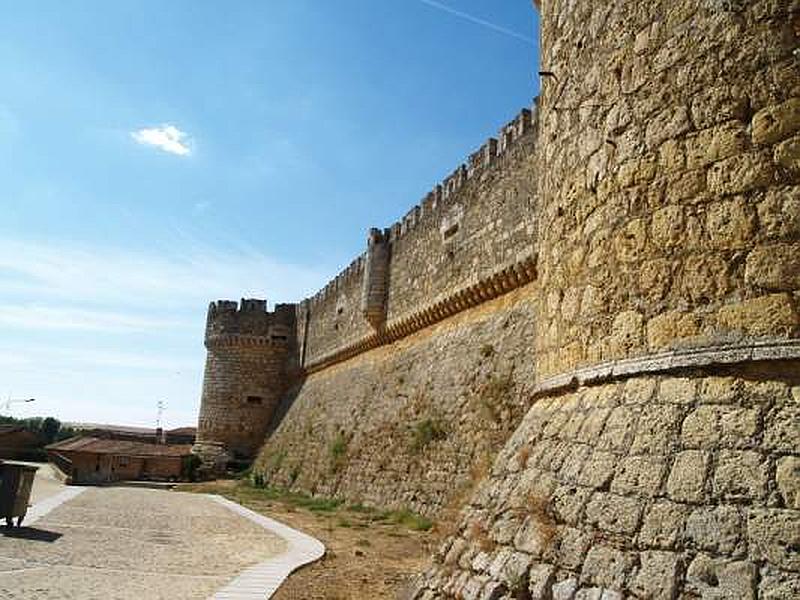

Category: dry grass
[468, 521, 495, 553]
[526, 494, 556, 550]
[179, 479, 434, 600]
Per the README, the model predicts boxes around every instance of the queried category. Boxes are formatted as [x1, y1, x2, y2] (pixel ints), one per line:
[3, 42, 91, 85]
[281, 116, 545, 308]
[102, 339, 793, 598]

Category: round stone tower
[415, 2, 799, 598]
[192, 299, 296, 471]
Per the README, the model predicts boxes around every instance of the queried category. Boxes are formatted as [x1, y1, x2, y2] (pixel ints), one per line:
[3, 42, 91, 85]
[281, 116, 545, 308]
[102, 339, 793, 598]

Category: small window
[337, 307, 344, 315]
[271, 334, 288, 341]
[443, 223, 459, 240]
[246, 395, 263, 405]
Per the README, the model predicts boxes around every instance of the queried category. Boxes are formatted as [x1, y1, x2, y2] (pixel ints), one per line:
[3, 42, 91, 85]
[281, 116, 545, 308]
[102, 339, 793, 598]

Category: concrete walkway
[0, 472, 323, 599]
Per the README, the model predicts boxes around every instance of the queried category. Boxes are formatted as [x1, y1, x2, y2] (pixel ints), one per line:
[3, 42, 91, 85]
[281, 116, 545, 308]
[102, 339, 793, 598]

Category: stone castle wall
[195, 300, 296, 460]
[196, 0, 800, 595]
[296, 106, 539, 373]
[257, 284, 537, 517]
[413, 0, 800, 598]
[250, 107, 542, 514]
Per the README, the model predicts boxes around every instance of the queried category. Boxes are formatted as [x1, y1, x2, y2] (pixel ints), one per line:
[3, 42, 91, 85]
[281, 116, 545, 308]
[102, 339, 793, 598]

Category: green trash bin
[0, 462, 38, 527]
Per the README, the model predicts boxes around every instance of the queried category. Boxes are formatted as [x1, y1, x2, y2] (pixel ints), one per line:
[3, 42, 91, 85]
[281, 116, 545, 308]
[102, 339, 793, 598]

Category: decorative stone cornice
[304, 253, 537, 374]
[205, 333, 288, 350]
[533, 338, 800, 397]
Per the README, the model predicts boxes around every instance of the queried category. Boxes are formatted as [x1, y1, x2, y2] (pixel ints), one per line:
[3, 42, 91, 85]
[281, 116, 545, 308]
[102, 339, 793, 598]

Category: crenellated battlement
[382, 102, 538, 247]
[205, 298, 296, 347]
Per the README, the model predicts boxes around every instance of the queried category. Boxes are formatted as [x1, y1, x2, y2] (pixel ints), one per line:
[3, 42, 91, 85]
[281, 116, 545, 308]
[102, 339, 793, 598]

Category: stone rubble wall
[410, 372, 800, 599]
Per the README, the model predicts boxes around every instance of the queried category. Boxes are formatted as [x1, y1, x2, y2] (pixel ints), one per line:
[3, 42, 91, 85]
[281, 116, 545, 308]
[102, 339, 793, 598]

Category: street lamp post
[1, 397, 35, 414]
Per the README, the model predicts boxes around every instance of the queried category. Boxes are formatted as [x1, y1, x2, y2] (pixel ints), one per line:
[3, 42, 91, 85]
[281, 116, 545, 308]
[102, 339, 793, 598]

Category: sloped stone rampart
[410, 371, 800, 599]
[255, 285, 537, 517]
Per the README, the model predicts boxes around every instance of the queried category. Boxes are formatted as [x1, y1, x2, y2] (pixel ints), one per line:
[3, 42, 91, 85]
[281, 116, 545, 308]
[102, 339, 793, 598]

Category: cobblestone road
[0, 486, 287, 599]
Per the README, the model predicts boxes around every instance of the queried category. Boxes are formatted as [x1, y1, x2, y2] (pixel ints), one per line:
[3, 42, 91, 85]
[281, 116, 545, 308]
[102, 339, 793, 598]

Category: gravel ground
[0, 487, 288, 599]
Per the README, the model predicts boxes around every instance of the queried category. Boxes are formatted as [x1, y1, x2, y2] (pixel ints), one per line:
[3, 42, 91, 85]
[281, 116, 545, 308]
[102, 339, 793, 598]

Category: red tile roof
[46, 436, 192, 458]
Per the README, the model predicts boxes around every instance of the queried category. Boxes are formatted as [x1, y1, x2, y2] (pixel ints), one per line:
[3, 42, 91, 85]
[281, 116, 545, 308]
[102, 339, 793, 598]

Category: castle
[195, 1, 800, 597]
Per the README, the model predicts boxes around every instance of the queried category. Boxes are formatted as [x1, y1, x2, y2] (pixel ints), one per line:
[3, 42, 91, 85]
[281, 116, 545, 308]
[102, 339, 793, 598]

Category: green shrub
[330, 432, 348, 472]
[411, 418, 447, 453]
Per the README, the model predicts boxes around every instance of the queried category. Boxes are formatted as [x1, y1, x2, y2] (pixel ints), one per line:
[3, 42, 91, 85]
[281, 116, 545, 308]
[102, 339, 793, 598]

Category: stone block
[752, 97, 800, 146]
[764, 406, 800, 453]
[716, 293, 798, 338]
[681, 254, 732, 304]
[647, 311, 701, 350]
[686, 505, 744, 555]
[719, 407, 760, 448]
[611, 455, 666, 497]
[690, 85, 749, 129]
[577, 450, 617, 490]
[630, 551, 681, 600]
[658, 138, 685, 173]
[713, 450, 769, 502]
[558, 444, 592, 483]
[551, 578, 578, 600]
[707, 151, 777, 195]
[685, 121, 749, 169]
[759, 568, 800, 600]
[705, 197, 756, 250]
[667, 450, 709, 502]
[758, 186, 800, 241]
[638, 501, 689, 549]
[550, 484, 592, 527]
[597, 407, 637, 452]
[585, 492, 642, 535]
[501, 551, 532, 584]
[646, 105, 692, 149]
[686, 555, 756, 600]
[659, 377, 697, 405]
[622, 377, 657, 405]
[555, 527, 591, 570]
[528, 563, 555, 599]
[776, 457, 800, 509]
[745, 243, 800, 292]
[580, 545, 633, 589]
[747, 509, 800, 571]
[630, 404, 682, 455]
[698, 376, 741, 404]
[775, 133, 800, 172]
[651, 205, 684, 249]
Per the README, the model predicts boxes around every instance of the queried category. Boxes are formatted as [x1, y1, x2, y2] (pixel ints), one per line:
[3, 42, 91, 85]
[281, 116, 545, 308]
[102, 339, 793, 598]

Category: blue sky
[0, 1, 540, 428]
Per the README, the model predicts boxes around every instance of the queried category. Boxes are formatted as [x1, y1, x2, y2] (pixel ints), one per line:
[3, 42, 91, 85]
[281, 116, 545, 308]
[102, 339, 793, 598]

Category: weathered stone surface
[630, 551, 680, 600]
[685, 505, 744, 555]
[713, 450, 769, 502]
[747, 509, 800, 571]
[667, 450, 708, 502]
[638, 501, 689, 550]
[580, 546, 632, 589]
[745, 243, 800, 291]
[686, 555, 756, 600]
[776, 457, 800, 510]
[752, 97, 800, 146]
[584, 493, 642, 535]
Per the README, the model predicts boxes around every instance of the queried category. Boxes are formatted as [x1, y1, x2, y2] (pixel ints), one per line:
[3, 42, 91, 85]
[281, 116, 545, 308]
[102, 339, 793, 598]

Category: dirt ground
[178, 480, 438, 600]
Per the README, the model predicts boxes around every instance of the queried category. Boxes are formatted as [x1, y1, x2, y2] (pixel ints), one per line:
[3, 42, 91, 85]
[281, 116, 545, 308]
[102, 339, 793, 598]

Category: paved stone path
[0, 486, 288, 599]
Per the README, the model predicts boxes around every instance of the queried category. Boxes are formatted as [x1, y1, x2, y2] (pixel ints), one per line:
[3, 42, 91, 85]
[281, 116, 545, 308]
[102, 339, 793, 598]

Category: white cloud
[131, 124, 191, 156]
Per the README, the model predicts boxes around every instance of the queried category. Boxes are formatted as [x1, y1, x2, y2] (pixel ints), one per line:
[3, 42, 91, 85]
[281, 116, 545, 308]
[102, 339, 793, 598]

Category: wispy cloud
[0, 305, 192, 333]
[0, 238, 329, 309]
[131, 124, 192, 156]
[417, 0, 534, 45]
